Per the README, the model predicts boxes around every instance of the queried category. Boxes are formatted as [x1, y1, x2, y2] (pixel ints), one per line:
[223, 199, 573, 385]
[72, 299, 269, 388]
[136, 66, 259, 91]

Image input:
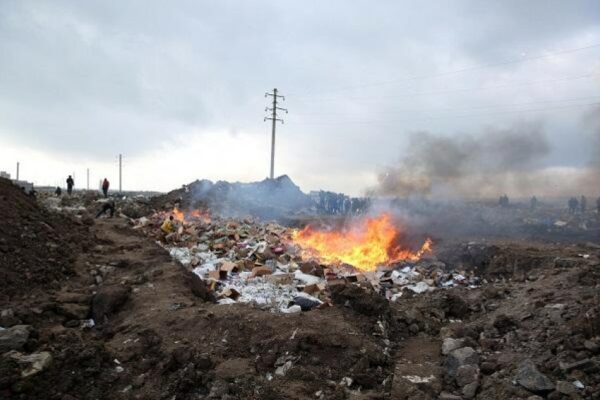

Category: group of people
[568, 195, 600, 214]
[315, 191, 370, 215]
[55, 176, 111, 198]
[53, 175, 115, 219]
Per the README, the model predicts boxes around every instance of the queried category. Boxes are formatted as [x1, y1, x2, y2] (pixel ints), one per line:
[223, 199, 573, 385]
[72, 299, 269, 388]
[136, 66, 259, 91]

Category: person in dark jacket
[102, 178, 110, 198]
[55, 186, 62, 197]
[96, 200, 115, 218]
[66, 175, 74, 195]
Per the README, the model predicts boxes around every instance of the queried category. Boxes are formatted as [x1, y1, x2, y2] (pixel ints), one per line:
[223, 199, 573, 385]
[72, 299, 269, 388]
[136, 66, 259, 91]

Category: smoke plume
[374, 122, 551, 198]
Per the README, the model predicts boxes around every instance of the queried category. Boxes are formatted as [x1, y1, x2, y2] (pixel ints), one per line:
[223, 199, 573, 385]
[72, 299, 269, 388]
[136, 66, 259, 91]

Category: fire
[292, 213, 432, 271]
[170, 207, 210, 223]
[172, 207, 185, 222]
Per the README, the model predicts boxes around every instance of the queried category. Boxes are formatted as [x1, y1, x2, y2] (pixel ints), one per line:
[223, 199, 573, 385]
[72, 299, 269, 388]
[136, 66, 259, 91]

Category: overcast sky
[1, 0, 599, 195]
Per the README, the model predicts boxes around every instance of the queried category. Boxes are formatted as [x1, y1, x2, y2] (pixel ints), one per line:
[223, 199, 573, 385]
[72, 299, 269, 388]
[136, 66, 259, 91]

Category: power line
[294, 101, 600, 126]
[264, 88, 287, 179]
[293, 72, 599, 105]
[294, 94, 600, 118]
[291, 42, 600, 98]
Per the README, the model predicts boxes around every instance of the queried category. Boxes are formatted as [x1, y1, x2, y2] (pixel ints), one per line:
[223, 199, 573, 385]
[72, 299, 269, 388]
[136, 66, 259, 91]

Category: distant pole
[16, 162, 19, 180]
[86, 168, 90, 190]
[264, 88, 287, 179]
[118, 154, 122, 193]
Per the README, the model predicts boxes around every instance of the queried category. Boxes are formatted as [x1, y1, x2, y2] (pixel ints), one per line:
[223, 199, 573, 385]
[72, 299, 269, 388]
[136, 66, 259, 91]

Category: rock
[0, 309, 20, 327]
[329, 284, 389, 316]
[91, 285, 131, 323]
[132, 374, 146, 388]
[57, 303, 89, 319]
[480, 361, 498, 375]
[439, 392, 462, 400]
[456, 365, 479, 387]
[55, 292, 92, 304]
[64, 320, 80, 328]
[515, 359, 555, 394]
[493, 314, 518, 334]
[292, 296, 321, 311]
[583, 340, 599, 354]
[445, 347, 479, 377]
[526, 396, 544, 400]
[186, 271, 216, 302]
[442, 338, 465, 355]
[462, 381, 479, 399]
[559, 358, 595, 372]
[409, 323, 419, 334]
[556, 380, 577, 396]
[0, 325, 31, 352]
[445, 293, 470, 318]
[5, 351, 52, 377]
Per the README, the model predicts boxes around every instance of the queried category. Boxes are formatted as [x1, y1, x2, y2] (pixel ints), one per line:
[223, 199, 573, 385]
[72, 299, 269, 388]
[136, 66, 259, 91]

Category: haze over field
[1, 0, 599, 196]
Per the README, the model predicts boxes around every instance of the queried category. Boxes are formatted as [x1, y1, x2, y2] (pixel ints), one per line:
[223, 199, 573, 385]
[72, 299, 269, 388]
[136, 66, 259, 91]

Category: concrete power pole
[118, 154, 122, 193]
[86, 168, 90, 190]
[16, 162, 19, 180]
[264, 88, 287, 179]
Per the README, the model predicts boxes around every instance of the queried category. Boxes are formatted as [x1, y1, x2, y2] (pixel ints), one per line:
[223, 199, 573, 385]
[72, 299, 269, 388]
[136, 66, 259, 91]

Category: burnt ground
[1, 185, 599, 399]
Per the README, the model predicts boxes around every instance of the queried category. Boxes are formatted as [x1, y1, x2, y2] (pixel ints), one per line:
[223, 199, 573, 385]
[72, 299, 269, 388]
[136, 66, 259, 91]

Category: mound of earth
[0, 178, 90, 301]
[151, 175, 314, 220]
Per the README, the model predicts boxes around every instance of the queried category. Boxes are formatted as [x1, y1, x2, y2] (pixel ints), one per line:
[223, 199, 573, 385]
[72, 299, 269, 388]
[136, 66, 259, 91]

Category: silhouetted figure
[530, 196, 538, 210]
[568, 197, 579, 214]
[95, 200, 115, 218]
[499, 194, 509, 208]
[580, 195, 587, 213]
[102, 178, 110, 198]
[55, 186, 62, 197]
[66, 175, 74, 195]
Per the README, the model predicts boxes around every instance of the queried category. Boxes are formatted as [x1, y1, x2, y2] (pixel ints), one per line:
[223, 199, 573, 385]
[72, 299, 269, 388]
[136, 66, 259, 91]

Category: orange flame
[292, 213, 432, 271]
[170, 207, 210, 223]
[172, 207, 185, 222]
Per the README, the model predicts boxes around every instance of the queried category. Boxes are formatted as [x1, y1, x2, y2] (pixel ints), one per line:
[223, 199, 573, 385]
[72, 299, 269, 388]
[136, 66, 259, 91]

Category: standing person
[580, 195, 587, 213]
[568, 197, 578, 214]
[66, 175, 74, 195]
[530, 196, 538, 210]
[102, 178, 110, 198]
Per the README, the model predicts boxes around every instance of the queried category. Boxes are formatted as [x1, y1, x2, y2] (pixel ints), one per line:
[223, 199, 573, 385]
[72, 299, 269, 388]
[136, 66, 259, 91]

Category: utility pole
[16, 162, 19, 180]
[86, 168, 90, 190]
[264, 88, 287, 179]
[118, 154, 122, 193]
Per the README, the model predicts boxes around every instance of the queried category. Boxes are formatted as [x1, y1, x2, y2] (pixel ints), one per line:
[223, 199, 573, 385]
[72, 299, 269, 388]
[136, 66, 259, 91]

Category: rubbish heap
[132, 210, 480, 312]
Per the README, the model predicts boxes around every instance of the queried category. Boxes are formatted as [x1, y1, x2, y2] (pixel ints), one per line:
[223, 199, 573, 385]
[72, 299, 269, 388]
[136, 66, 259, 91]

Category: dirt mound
[0, 178, 90, 301]
[150, 175, 314, 221]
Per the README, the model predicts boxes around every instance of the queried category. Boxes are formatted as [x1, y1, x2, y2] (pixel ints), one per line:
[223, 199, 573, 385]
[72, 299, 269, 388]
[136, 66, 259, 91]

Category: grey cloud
[0, 0, 598, 192]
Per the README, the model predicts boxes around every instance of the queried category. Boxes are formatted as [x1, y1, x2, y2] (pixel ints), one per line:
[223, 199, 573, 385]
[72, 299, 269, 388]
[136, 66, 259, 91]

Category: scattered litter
[133, 211, 478, 313]
[403, 375, 436, 383]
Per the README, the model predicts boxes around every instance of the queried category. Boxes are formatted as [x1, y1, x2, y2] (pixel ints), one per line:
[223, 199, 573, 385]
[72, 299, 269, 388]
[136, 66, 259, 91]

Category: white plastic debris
[340, 377, 353, 387]
[406, 281, 433, 294]
[281, 305, 302, 314]
[573, 380, 584, 389]
[403, 375, 435, 383]
[294, 270, 322, 285]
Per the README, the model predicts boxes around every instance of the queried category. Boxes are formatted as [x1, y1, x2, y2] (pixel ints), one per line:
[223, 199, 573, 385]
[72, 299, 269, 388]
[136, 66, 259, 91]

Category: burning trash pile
[133, 210, 479, 312]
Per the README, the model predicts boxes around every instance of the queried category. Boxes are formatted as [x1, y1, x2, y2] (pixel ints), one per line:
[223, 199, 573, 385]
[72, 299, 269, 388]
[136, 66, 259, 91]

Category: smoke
[578, 105, 600, 192]
[373, 122, 551, 198]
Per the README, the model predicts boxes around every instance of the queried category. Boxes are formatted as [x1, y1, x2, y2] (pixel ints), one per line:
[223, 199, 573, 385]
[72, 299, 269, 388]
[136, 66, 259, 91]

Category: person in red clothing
[102, 178, 110, 198]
